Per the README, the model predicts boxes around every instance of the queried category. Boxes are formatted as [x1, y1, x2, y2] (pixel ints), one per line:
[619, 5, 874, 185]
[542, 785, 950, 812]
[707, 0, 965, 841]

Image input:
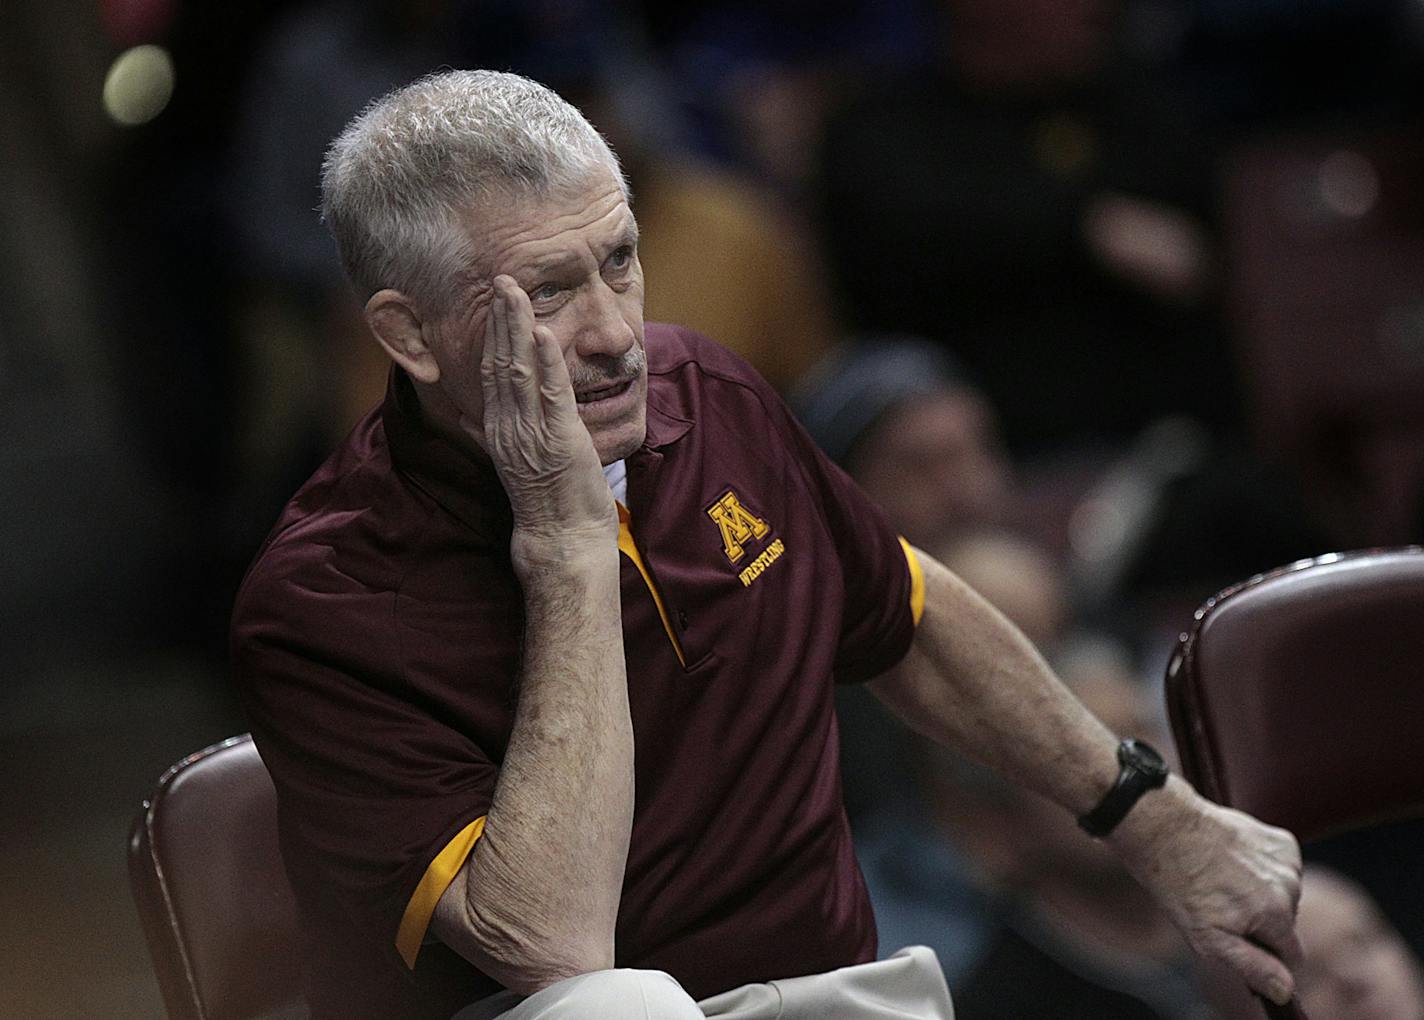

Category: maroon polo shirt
[231, 324, 920, 1018]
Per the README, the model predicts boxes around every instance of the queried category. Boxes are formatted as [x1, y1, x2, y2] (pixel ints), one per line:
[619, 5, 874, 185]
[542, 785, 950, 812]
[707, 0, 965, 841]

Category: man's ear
[365, 290, 441, 384]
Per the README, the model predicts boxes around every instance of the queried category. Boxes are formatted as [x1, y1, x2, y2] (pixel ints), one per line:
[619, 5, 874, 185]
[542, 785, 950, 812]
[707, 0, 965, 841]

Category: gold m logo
[706, 490, 771, 564]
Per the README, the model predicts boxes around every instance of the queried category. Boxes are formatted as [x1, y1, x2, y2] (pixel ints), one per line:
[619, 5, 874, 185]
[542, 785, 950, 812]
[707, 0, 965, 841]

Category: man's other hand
[1110, 777, 1304, 1005]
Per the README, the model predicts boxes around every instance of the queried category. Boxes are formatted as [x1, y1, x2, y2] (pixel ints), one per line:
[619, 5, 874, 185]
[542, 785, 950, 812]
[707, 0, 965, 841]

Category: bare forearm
[436, 536, 633, 991]
[871, 546, 1303, 1004]
[869, 548, 1120, 815]
[425, 274, 639, 992]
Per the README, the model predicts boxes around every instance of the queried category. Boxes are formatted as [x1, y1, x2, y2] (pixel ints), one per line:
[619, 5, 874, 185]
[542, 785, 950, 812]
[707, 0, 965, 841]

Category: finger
[1282, 838, 1304, 910]
[532, 326, 577, 429]
[1208, 931, 1296, 1005]
[498, 277, 540, 418]
[1252, 923, 1305, 972]
[478, 284, 508, 451]
[1253, 839, 1304, 971]
[480, 281, 509, 414]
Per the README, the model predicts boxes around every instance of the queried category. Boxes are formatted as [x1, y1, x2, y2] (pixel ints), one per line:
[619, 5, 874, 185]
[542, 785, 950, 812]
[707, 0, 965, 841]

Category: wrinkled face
[429, 165, 648, 465]
[1297, 870, 1424, 1020]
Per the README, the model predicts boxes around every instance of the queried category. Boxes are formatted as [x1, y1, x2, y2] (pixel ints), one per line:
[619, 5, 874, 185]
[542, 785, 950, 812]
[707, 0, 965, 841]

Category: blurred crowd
[4, 0, 1424, 1016]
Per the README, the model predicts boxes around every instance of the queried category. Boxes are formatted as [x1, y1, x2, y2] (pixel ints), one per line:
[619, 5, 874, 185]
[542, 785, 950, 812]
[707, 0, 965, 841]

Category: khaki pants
[452, 945, 954, 1020]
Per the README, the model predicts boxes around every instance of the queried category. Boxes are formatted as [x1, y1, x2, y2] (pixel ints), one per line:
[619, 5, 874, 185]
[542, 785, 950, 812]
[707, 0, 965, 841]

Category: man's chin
[591, 418, 647, 466]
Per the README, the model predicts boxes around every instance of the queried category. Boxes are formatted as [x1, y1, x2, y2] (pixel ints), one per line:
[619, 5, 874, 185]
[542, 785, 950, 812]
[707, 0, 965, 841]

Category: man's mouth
[575, 379, 633, 404]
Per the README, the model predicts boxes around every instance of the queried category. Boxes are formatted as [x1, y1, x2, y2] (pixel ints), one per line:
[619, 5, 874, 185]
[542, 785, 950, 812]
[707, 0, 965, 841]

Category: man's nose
[574, 279, 637, 359]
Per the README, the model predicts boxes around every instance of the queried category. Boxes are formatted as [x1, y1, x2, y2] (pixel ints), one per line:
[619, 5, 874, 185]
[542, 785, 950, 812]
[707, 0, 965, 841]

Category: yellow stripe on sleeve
[395, 815, 486, 969]
[617, 502, 687, 667]
[899, 537, 926, 626]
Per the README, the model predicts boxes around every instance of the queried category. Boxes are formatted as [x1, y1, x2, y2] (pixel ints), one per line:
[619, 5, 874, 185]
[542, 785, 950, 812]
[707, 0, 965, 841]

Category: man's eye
[530, 283, 561, 301]
[607, 246, 632, 269]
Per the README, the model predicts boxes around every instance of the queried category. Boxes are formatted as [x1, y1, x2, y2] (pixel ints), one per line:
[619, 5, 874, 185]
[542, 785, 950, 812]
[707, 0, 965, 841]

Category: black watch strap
[1077, 739, 1169, 838]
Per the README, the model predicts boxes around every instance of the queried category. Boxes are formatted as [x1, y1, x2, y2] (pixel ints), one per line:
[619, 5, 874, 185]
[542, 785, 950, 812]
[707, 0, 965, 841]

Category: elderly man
[231, 70, 1302, 1020]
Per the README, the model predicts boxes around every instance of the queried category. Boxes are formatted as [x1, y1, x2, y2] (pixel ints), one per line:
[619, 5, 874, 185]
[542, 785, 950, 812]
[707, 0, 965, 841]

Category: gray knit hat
[791, 335, 967, 466]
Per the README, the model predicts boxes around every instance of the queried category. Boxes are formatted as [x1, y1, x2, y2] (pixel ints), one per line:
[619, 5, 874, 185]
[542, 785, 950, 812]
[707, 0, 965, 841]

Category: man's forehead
[516, 208, 638, 266]
[468, 169, 631, 243]
[457, 198, 628, 288]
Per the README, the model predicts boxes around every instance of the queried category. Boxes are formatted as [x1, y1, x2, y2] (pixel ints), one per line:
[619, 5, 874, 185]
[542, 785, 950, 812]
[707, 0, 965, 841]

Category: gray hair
[321, 69, 625, 315]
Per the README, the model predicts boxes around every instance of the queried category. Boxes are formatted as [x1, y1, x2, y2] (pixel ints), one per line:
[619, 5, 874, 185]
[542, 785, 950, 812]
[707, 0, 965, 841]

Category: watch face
[1123, 739, 1167, 776]
[1079, 739, 1170, 837]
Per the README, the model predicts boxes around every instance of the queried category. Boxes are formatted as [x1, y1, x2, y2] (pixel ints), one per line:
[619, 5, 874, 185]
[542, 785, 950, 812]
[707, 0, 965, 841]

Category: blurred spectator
[810, 0, 1384, 644]
[793, 338, 1020, 821]
[936, 528, 1068, 648]
[1205, 864, 1424, 1020]
[793, 337, 1015, 551]
[815, 0, 1241, 459]
[1294, 865, 1424, 1020]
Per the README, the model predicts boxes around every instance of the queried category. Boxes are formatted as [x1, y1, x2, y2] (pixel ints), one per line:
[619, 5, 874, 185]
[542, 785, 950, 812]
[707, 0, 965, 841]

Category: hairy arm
[871, 546, 1303, 1004]
[429, 278, 633, 994]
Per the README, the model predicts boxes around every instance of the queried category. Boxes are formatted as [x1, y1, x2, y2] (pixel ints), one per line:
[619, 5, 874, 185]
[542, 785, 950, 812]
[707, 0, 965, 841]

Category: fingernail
[1269, 979, 1290, 1004]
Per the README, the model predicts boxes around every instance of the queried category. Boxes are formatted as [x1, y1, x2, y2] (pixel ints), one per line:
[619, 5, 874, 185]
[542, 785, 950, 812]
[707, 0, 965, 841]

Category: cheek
[429, 315, 490, 409]
[434, 305, 490, 368]
[624, 269, 647, 315]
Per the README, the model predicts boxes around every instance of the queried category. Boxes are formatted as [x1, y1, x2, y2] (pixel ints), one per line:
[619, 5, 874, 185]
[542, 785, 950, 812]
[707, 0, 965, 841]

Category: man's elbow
[489, 941, 615, 997]
[450, 900, 615, 996]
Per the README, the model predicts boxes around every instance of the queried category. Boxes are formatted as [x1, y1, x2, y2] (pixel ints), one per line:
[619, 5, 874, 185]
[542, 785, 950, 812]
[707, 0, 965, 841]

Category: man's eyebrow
[518, 223, 640, 274]
[592, 221, 640, 257]
[593, 223, 640, 261]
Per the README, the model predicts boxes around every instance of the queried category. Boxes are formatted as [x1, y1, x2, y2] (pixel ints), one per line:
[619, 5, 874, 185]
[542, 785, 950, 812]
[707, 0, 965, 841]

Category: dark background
[1, 0, 1420, 1014]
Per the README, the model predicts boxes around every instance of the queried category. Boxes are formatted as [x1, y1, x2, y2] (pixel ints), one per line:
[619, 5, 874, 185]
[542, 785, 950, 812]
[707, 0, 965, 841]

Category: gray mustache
[569, 347, 645, 391]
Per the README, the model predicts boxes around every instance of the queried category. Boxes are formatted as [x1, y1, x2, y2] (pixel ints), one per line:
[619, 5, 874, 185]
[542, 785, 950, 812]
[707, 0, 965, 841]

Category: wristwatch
[1077, 739, 1169, 838]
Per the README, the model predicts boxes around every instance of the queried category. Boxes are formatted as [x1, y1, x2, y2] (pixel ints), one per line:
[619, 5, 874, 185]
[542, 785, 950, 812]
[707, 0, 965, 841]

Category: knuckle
[1275, 885, 1299, 917]
[1190, 926, 1229, 955]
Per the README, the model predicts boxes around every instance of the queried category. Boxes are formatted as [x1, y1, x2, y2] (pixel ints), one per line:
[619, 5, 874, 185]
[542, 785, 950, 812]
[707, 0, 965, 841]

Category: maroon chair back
[1165, 547, 1424, 1020]
[1167, 548, 1424, 841]
[129, 734, 308, 1020]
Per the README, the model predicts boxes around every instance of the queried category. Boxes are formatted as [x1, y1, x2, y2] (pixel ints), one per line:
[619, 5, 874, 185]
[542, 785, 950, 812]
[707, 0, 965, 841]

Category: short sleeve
[231, 563, 498, 974]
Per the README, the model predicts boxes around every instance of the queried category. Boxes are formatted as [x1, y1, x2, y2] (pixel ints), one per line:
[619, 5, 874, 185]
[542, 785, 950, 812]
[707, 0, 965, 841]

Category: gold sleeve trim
[395, 815, 487, 969]
[899, 538, 926, 627]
